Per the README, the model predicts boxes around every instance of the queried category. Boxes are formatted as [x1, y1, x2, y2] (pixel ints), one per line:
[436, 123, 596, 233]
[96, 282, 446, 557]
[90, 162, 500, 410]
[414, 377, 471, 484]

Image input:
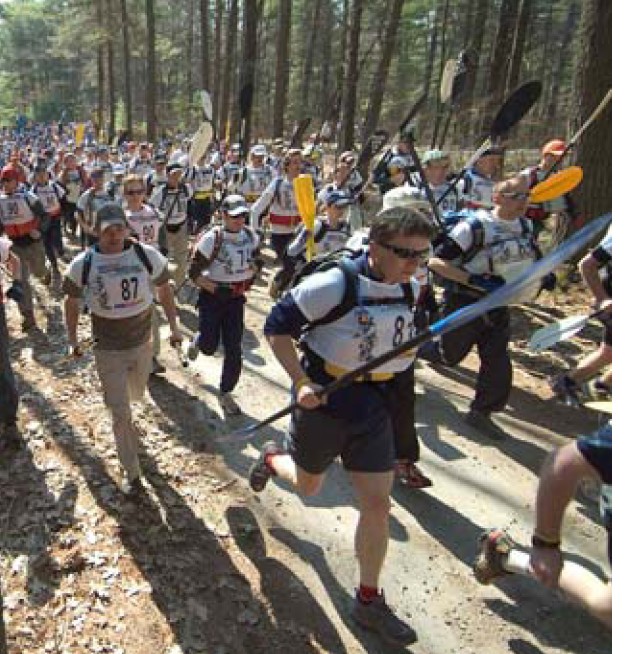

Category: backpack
[81, 239, 153, 286]
[286, 248, 415, 330]
[433, 209, 534, 265]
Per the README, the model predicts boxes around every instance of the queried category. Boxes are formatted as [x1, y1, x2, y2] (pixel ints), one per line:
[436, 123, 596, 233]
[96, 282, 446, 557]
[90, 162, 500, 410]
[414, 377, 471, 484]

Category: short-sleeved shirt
[63, 242, 170, 350]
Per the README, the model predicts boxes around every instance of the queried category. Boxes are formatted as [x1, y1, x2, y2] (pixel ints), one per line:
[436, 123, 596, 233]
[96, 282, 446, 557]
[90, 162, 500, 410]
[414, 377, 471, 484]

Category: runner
[63, 203, 183, 497]
[251, 206, 435, 648]
[186, 194, 261, 416]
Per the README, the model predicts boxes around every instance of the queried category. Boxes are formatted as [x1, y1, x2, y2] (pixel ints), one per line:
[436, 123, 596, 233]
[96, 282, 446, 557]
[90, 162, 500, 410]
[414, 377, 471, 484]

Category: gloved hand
[468, 273, 505, 294]
[6, 280, 24, 304]
[540, 272, 557, 292]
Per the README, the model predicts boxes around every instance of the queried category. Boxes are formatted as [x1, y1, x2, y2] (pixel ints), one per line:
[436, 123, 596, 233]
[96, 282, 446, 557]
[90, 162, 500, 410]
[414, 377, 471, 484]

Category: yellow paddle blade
[293, 174, 316, 224]
[74, 123, 85, 147]
[529, 166, 583, 203]
[293, 174, 316, 261]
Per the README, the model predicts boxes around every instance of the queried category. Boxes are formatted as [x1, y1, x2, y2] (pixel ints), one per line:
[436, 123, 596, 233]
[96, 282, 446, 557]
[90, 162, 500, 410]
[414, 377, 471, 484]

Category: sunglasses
[500, 191, 528, 200]
[125, 188, 145, 195]
[378, 242, 430, 260]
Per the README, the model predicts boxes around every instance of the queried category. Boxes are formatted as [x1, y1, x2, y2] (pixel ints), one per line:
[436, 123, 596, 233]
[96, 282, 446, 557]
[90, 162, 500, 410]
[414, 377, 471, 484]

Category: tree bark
[200, 0, 211, 94]
[505, 0, 533, 94]
[145, 0, 157, 142]
[272, 0, 292, 138]
[219, 0, 238, 142]
[481, 0, 519, 134]
[339, 0, 362, 151]
[96, 0, 105, 140]
[239, 0, 259, 152]
[571, 0, 611, 221]
[120, 0, 133, 137]
[212, 0, 223, 132]
[360, 0, 405, 147]
[106, 0, 116, 142]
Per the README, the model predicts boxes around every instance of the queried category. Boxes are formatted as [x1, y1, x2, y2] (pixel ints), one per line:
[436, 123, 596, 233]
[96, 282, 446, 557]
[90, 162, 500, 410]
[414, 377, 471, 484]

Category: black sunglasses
[500, 191, 528, 200]
[377, 241, 430, 260]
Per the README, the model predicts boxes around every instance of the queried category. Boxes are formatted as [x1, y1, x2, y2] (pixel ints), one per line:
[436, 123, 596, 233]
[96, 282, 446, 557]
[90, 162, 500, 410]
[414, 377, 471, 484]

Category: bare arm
[266, 334, 322, 409]
[427, 257, 472, 285]
[579, 252, 609, 307]
[156, 281, 182, 343]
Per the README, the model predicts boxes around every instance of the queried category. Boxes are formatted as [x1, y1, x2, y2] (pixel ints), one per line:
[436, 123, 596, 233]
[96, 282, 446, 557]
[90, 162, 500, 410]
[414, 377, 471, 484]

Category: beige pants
[166, 222, 190, 287]
[12, 240, 47, 315]
[94, 339, 152, 480]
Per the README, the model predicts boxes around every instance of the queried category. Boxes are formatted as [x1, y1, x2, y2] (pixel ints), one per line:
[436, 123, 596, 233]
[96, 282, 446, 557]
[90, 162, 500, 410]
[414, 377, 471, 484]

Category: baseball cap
[221, 194, 249, 216]
[339, 151, 356, 165]
[388, 156, 408, 173]
[421, 149, 450, 165]
[250, 144, 268, 157]
[479, 145, 505, 157]
[166, 162, 184, 174]
[325, 190, 353, 208]
[112, 164, 126, 176]
[97, 203, 127, 232]
[154, 151, 168, 164]
[382, 186, 431, 212]
[542, 138, 566, 156]
[0, 166, 19, 181]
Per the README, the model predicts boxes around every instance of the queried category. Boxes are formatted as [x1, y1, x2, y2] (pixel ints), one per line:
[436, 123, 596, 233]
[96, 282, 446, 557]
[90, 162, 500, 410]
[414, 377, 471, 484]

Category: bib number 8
[121, 277, 139, 301]
[392, 314, 416, 347]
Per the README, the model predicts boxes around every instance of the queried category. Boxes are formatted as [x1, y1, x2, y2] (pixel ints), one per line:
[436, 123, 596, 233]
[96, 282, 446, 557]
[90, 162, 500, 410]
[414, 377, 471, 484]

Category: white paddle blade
[188, 121, 213, 166]
[440, 59, 457, 104]
[528, 314, 589, 352]
[583, 400, 612, 414]
[200, 90, 213, 122]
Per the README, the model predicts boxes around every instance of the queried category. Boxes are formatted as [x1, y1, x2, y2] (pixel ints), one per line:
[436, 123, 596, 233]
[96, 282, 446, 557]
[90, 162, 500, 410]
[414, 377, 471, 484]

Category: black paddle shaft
[436, 80, 543, 209]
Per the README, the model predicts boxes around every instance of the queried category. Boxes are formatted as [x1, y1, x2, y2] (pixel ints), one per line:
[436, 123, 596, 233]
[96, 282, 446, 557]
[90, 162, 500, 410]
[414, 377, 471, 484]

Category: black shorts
[285, 382, 395, 475]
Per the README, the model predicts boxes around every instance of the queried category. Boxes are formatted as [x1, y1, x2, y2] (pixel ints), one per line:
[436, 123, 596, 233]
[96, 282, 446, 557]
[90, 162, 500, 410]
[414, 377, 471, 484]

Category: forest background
[0, 0, 611, 218]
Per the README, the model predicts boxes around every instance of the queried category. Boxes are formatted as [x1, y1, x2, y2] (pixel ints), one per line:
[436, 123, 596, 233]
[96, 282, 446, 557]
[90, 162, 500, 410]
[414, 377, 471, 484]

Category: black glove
[468, 273, 505, 294]
[540, 272, 557, 292]
[6, 280, 24, 304]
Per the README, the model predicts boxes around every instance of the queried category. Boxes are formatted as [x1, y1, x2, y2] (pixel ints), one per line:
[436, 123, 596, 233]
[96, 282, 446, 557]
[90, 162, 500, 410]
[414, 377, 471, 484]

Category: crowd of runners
[0, 117, 611, 647]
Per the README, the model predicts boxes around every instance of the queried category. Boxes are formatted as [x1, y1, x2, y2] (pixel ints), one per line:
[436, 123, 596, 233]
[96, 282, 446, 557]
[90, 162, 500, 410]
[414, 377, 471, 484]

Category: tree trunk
[219, 0, 238, 142]
[505, 0, 533, 94]
[481, 0, 519, 134]
[212, 0, 223, 133]
[431, 0, 451, 148]
[145, 0, 157, 142]
[318, 0, 333, 124]
[96, 0, 105, 140]
[120, 0, 133, 136]
[272, 0, 292, 138]
[300, 0, 321, 117]
[183, 0, 194, 117]
[571, 0, 611, 221]
[360, 0, 405, 147]
[462, 0, 489, 142]
[200, 0, 211, 95]
[106, 0, 116, 142]
[239, 0, 259, 152]
[339, 0, 362, 151]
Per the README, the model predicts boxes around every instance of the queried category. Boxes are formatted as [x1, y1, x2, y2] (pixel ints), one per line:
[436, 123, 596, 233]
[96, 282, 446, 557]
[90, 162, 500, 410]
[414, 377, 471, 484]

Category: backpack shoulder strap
[308, 257, 360, 328]
[81, 246, 95, 286]
[315, 221, 329, 243]
[131, 240, 153, 274]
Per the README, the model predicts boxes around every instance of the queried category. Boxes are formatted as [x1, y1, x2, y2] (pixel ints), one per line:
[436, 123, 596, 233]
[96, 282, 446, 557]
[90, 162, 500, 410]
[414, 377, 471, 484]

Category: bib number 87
[121, 277, 139, 301]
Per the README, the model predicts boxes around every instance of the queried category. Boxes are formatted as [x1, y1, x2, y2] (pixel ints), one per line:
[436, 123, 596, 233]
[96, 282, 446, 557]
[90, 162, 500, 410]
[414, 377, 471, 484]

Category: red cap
[0, 166, 19, 181]
[542, 139, 566, 156]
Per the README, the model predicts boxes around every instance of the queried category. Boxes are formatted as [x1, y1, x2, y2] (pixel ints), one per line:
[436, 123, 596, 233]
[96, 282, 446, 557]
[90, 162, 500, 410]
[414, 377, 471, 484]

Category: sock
[504, 549, 531, 575]
[357, 584, 380, 604]
[264, 452, 279, 476]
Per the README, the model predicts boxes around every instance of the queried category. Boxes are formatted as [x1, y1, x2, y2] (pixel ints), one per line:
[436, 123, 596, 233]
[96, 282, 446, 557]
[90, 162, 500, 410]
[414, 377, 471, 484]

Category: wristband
[294, 376, 311, 393]
[531, 534, 561, 549]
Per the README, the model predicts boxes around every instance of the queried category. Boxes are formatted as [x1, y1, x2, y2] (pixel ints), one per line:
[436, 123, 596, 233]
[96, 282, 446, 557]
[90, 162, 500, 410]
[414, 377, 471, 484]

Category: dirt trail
[0, 260, 611, 654]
